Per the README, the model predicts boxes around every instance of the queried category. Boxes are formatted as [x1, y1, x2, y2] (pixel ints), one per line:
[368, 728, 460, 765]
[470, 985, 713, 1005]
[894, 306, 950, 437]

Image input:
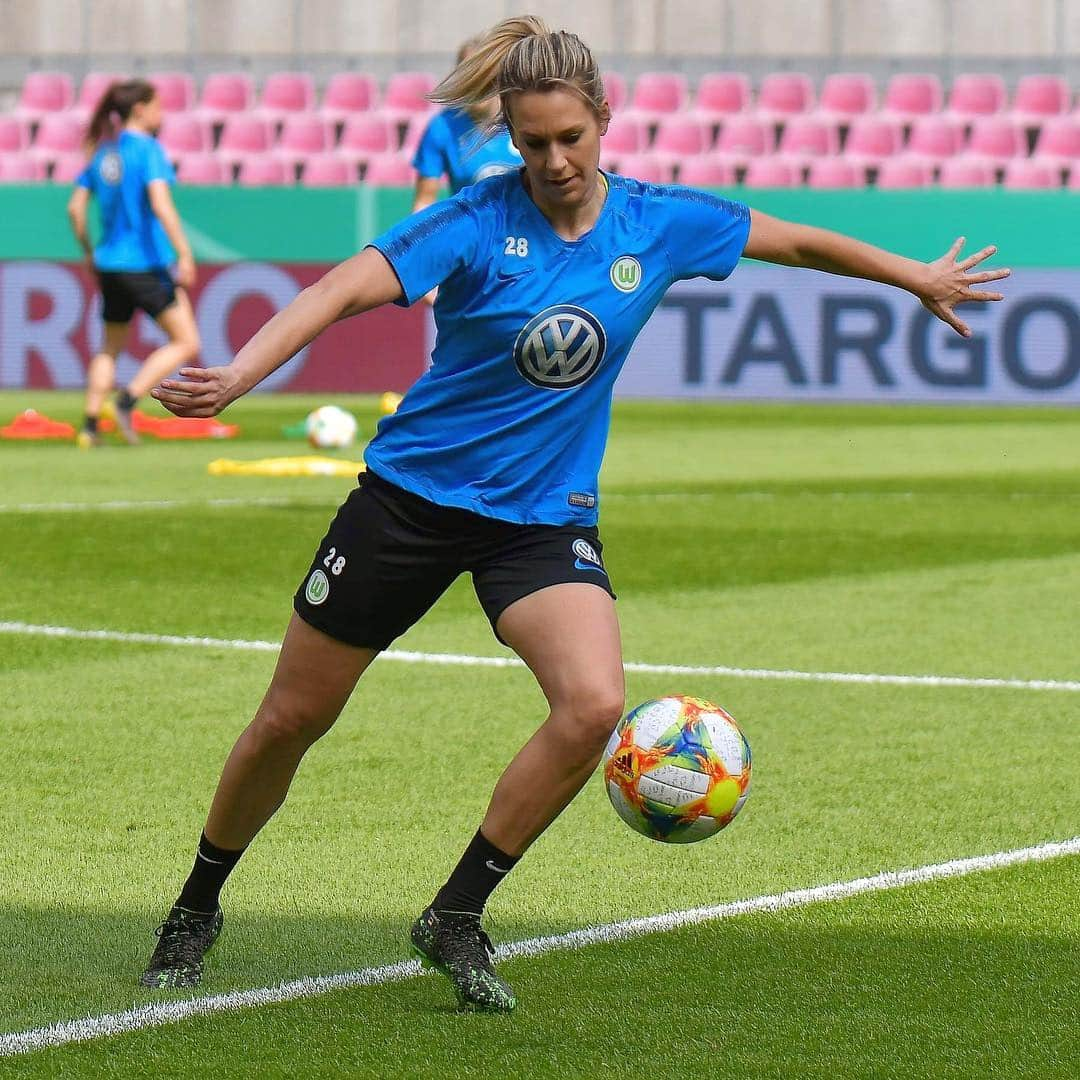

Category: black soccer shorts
[293, 470, 616, 650]
[98, 268, 177, 323]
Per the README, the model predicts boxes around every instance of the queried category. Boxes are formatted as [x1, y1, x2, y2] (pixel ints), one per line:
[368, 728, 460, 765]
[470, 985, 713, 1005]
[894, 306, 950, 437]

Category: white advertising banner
[617, 267, 1080, 403]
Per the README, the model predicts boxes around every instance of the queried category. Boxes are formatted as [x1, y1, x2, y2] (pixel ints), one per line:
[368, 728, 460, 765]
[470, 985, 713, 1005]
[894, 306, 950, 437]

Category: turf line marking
[1, 836, 1077, 1058]
[2, 620, 1079, 693]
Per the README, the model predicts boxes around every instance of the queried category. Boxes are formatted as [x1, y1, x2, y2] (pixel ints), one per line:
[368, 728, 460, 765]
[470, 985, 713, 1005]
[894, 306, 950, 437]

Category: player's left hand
[152, 365, 242, 417]
[918, 237, 1010, 338]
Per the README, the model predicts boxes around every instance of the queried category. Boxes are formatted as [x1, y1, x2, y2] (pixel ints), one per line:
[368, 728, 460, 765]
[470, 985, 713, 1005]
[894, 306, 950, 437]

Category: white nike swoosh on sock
[196, 851, 226, 865]
[485, 860, 511, 874]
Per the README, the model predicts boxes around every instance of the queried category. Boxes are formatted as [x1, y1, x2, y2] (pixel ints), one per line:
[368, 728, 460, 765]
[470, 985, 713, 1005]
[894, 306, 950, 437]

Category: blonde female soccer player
[68, 79, 200, 447]
[142, 18, 1008, 1011]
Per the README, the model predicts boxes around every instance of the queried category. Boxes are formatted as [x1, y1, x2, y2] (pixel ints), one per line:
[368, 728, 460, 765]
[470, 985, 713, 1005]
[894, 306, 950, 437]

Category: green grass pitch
[1, 390, 1078, 1078]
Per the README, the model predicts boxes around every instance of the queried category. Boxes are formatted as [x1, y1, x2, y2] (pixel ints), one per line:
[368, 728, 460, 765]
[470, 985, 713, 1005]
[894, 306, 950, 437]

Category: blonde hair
[432, 15, 608, 134]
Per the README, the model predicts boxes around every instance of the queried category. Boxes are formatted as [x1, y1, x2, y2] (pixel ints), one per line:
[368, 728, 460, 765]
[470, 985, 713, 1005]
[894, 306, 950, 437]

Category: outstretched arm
[744, 210, 1010, 338]
[152, 247, 403, 417]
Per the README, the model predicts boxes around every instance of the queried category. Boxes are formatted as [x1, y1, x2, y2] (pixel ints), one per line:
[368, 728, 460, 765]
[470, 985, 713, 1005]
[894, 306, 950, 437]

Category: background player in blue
[411, 34, 522, 305]
[143, 17, 1009, 1011]
[67, 79, 200, 448]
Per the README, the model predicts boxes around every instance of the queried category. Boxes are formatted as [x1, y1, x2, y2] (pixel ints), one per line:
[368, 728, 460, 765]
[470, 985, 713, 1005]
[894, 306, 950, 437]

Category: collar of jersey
[514, 167, 617, 248]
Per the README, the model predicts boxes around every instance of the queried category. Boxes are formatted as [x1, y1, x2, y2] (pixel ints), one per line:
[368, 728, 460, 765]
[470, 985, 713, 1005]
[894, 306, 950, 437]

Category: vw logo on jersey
[100, 151, 123, 185]
[514, 305, 607, 390]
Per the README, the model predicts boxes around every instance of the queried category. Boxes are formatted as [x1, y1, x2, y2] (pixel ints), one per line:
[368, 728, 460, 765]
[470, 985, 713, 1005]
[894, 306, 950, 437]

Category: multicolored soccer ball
[305, 405, 358, 449]
[603, 696, 752, 844]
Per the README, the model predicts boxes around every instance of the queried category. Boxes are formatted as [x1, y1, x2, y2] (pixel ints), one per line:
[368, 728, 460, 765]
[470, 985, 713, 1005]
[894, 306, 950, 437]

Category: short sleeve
[368, 196, 481, 307]
[412, 116, 449, 179]
[662, 188, 751, 282]
[75, 165, 93, 189]
[144, 139, 175, 185]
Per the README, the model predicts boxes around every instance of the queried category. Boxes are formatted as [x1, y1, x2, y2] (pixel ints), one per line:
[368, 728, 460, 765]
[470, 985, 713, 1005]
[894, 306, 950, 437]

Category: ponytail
[85, 78, 156, 151]
[431, 15, 607, 134]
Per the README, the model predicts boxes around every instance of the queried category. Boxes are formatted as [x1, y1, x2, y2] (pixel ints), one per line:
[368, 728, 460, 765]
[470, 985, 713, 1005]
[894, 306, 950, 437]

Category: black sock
[83, 415, 98, 434]
[175, 832, 246, 914]
[116, 389, 136, 411]
[432, 829, 521, 916]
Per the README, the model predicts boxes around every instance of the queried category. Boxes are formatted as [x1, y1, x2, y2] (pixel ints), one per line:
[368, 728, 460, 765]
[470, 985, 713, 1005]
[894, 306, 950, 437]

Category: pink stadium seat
[651, 117, 712, 163]
[713, 116, 774, 164]
[73, 72, 123, 121]
[14, 71, 74, 121]
[197, 73, 255, 123]
[603, 71, 627, 114]
[964, 118, 1025, 165]
[777, 116, 839, 161]
[176, 153, 228, 184]
[1010, 75, 1071, 125]
[237, 156, 290, 186]
[937, 157, 996, 187]
[0, 155, 46, 181]
[274, 114, 333, 168]
[946, 74, 1007, 121]
[602, 115, 647, 155]
[677, 157, 736, 187]
[756, 73, 815, 121]
[905, 117, 965, 162]
[259, 72, 316, 122]
[149, 72, 197, 113]
[51, 153, 88, 183]
[29, 115, 85, 163]
[817, 73, 876, 120]
[216, 116, 274, 165]
[158, 114, 211, 156]
[691, 73, 752, 123]
[363, 155, 415, 185]
[319, 73, 379, 121]
[843, 117, 903, 170]
[876, 158, 932, 188]
[613, 154, 673, 183]
[1068, 167, 1080, 190]
[1002, 159, 1057, 189]
[337, 116, 396, 166]
[301, 154, 354, 186]
[807, 158, 861, 189]
[882, 74, 944, 122]
[0, 116, 30, 153]
[382, 72, 438, 123]
[399, 114, 429, 156]
[1032, 117, 1080, 166]
[743, 158, 798, 188]
[626, 72, 689, 121]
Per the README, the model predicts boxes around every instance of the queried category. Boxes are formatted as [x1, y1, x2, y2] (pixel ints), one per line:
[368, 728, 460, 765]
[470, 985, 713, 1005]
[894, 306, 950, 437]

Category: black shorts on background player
[99, 268, 177, 323]
[294, 470, 616, 650]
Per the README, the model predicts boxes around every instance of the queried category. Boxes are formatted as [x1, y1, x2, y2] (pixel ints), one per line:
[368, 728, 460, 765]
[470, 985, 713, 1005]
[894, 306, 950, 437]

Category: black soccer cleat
[140, 905, 223, 990]
[410, 907, 516, 1012]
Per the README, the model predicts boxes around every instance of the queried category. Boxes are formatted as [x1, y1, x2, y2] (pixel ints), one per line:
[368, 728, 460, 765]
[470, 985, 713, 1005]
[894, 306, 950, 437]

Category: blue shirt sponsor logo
[514, 305, 606, 390]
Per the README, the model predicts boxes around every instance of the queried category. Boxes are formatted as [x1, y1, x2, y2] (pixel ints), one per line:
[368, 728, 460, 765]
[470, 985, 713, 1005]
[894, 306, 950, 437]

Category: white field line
[1, 835, 1077, 1058]
[2, 620, 1079, 693]
[3, 491, 1075, 514]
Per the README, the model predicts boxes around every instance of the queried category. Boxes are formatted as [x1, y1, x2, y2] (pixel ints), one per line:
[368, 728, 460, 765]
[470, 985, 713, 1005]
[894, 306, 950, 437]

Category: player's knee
[254, 692, 335, 746]
[558, 688, 624, 753]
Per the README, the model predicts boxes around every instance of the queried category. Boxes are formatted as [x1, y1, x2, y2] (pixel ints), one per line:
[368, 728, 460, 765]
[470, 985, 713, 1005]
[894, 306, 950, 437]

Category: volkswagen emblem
[513, 305, 607, 389]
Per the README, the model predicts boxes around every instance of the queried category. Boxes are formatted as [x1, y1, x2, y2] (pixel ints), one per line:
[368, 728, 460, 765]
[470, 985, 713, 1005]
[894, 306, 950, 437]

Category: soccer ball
[603, 696, 752, 844]
[305, 405, 358, 449]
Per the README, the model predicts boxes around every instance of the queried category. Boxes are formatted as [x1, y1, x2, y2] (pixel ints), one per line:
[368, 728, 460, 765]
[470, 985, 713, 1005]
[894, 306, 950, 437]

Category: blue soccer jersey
[365, 170, 750, 526]
[412, 108, 522, 194]
[76, 130, 176, 272]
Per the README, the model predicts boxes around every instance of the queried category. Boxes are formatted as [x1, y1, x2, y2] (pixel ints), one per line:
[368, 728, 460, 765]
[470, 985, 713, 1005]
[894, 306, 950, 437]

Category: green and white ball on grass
[305, 405, 359, 449]
[604, 696, 752, 843]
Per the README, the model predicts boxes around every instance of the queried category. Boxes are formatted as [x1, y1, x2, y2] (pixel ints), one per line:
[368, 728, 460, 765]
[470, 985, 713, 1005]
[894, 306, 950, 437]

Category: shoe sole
[409, 942, 515, 1013]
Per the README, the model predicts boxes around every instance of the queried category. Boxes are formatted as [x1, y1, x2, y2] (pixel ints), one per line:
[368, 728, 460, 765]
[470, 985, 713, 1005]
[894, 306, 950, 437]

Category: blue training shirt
[365, 170, 750, 526]
[412, 108, 522, 194]
[76, 130, 176, 272]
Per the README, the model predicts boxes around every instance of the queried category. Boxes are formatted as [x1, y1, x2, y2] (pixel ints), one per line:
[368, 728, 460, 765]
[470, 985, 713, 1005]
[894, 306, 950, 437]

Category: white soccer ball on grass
[305, 405, 359, 449]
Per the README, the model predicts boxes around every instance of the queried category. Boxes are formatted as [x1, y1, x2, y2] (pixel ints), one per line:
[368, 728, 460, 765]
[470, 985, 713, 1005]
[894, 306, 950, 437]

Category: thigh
[294, 473, 463, 651]
[496, 583, 624, 710]
[155, 285, 197, 343]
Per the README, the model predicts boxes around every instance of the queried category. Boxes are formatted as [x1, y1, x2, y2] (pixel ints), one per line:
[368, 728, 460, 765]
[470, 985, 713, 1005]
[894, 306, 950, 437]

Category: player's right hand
[152, 365, 241, 417]
[175, 254, 197, 289]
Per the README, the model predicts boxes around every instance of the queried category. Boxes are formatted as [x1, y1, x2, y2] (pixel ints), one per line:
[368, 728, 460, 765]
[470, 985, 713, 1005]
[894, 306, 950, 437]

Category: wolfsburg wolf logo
[513, 305, 607, 389]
